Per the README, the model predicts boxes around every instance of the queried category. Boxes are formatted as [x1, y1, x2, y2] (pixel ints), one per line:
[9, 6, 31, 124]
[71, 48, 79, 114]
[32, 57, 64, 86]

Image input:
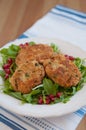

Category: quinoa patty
[44, 54, 82, 88]
[10, 60, 45, 94]
[15, 44, 54, 66]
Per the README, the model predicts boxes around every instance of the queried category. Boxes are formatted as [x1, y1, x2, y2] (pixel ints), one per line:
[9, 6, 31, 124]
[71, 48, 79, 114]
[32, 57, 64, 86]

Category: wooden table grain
[0, 0, 57, 47]
[76, 115, 86, 130]
[0, 0, 86, 47]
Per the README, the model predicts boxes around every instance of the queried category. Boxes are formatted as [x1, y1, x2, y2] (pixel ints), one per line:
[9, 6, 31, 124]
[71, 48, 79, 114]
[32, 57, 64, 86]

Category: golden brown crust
[10, 60, 45, 93]
[45, 54, 82, 88]
[15, 44, 53, 66]
[10, 44, 82, 93]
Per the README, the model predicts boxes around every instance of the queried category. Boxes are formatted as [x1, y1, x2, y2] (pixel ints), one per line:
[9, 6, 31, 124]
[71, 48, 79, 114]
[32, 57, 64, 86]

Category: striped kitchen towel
[1, 5, 86, 130]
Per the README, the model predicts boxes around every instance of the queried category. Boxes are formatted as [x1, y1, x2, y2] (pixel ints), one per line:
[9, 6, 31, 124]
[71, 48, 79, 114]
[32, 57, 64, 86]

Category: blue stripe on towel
[55, 5, 86, 18]
[50, 11, 86, 25]
[18, 34, 28, 39]
[1, 114, 26, 130]
[81, 108, 86, 113]
[0, 107, 40, 130]
[75, 109, 86, 117]
[1, 107, 58, 130]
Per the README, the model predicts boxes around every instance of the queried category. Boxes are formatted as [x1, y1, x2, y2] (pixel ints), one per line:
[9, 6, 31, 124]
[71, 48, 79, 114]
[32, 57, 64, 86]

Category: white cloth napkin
[24, 5, 86, 51]
[1, 5, 86, 130]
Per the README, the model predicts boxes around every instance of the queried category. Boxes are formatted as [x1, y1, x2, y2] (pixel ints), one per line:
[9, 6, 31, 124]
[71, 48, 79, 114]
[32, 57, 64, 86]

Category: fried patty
[10, 60, 45, 94]
[16, 44, 53, 67]
[44, 54, 82, 88]
[10, 43, 82, 94]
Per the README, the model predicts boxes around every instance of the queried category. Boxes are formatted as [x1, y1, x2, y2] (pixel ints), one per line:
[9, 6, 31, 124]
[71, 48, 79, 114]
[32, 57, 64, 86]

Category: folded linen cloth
[1, 5, 86, 130]
[23, 5, 86, 51]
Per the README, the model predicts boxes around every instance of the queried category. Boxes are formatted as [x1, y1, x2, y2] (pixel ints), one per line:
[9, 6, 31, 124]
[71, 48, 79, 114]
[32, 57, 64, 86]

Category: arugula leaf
[72, 87, 77, 95]
[9, 92, 24, 100]
[43, 78, 57, 95]
[0, 49, 7, 54]
[42, 90, 46, 103]
[0, 44, 20, 60]
[23, 94, 32, 103]
[53, 98, 61, 104]
[29, 41, 36, 45]
[10, 44, 20, 52]
[74, 57, 83, 69]
[23, 89, 41, 103]
[64, 87, 77, 96]
[30, 89, 41, 95]
[74, 58, 86, 84]
[0, 70, 5, 77]
[51, 43, 60, 53]
[60, 96, 70, 103]
[10, 62, 17, 75]
[3, 79, 13, 92]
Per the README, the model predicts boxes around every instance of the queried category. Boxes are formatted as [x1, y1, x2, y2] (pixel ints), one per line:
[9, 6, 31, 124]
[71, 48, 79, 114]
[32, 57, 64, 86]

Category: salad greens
[51, 43, 60, 53]
[43, 78, 58, 95]
[0, 42, 86, 104]
[0, 44, 20, 62]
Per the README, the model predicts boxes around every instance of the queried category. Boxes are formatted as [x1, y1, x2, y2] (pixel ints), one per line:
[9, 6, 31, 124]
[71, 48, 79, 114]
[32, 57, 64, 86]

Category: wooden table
[0, 0, 86, 47]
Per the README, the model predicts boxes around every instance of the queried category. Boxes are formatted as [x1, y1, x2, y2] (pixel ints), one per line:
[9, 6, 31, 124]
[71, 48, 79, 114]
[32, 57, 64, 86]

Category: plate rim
[0, 37, 86, 118]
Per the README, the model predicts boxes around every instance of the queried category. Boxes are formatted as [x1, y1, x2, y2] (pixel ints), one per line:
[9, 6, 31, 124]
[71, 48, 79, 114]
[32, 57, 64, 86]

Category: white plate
[0, 37, 86, 118]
